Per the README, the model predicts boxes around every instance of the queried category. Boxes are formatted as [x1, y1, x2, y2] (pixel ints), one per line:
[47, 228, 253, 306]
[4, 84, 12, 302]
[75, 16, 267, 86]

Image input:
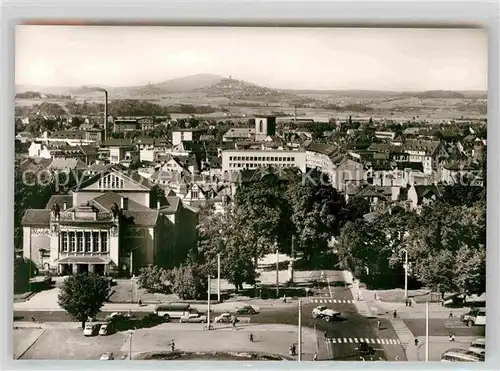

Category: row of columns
[60, 230, 109, 253]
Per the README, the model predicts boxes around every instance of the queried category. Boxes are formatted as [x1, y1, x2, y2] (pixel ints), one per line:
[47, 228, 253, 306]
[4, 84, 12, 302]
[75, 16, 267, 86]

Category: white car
[468, 338, 485, 356]
[83, 323, 98, 336]
[312, 306, 341, 321]
[100, 352, 114, 360]
[179, 313, 208, 323]
[461, 308, 486, 327]
[214, 313, 234, 323]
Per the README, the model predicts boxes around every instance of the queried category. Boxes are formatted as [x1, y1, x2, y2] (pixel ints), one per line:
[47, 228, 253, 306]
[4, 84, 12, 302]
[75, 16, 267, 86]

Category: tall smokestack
[104, 90, 108, 141]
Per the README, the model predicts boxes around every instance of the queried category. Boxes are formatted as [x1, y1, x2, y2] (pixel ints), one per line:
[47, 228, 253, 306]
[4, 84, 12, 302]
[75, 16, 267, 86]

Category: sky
[15, 26, 488, 91]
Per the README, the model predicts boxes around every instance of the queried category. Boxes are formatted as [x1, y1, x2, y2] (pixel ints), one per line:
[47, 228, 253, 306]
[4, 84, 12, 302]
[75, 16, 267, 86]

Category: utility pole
[217, 254, 221, 302]
[207, 275, 211, 329]
[276, 248, 279, 298]
[290, 236, 294, 283]
[425, 302, 429, 362]
[298, 300, 302, 361]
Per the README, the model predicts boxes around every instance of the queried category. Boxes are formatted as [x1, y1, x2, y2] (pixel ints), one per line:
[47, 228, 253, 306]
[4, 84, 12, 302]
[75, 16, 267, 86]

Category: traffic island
[134, 350, 294, 361]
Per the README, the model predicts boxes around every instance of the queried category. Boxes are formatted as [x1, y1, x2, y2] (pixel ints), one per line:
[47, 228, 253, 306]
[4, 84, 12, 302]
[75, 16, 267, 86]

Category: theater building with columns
[21, 169, 197, 276]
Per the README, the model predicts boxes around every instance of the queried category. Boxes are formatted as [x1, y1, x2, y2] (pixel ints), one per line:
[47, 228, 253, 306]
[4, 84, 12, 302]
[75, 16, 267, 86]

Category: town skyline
[16, 26, 487, 91]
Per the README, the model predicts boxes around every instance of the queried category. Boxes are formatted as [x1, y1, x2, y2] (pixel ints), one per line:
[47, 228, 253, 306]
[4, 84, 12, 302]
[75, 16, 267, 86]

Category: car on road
[83, 323, 99, 336]
[214, 313, 236, 323]
[468, 338, 486, 356]
[179, 313, 208, 323]
[312, 306, 341, 321]
[357, 342, 375, 356]
[99, 352, 114, 361]
[441, 348, 484, 362]
[99, 323, 113, 336]
[154, 303, 192, 321]
[236, 305, 259, 315]
[460, 308, 486, 327]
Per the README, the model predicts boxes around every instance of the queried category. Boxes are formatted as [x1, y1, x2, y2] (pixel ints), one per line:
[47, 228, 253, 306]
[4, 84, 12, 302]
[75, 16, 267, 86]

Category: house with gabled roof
[21, 169, 197, 276]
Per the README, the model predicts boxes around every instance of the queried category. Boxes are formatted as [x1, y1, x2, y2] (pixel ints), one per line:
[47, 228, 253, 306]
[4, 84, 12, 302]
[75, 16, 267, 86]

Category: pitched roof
[403, 140, 441, 155]
[21, 209, 51, 226]
[122, 210, 159, 227]
[45, 195, 73, 210]
[48, 158, 88, 171]
[306, 141, 339, 157]
[159, 196, 181, 215]
[223, 127, 255, 138]
[100, 138, 135, 147]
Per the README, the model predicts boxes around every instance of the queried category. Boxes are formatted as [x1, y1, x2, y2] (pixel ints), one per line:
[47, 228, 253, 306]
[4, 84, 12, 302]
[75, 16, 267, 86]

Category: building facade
[221, 149, 307, 173]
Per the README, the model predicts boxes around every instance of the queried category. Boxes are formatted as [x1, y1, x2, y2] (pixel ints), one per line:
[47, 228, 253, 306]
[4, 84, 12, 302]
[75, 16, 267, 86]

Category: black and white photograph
[12, 25, 487, 362]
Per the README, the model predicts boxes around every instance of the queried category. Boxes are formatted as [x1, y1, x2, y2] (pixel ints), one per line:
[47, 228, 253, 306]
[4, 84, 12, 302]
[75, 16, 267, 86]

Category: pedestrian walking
[414, 338, 419, 346]
[377, 320, 381, 330]
[356, 293, 360, 301]
[450, 334, 455, 342]
[405, 299, 408, 307]
[291, 344, 296, 356]
[171, 340, 175, 351]
[324, 330, 328, 340]
[138, 299, 142, 306]
[313, 352, 318, 361]
[232, 317, 237, 330]
[409, 299, 412, 307]
[393, 309, 397, 319]
[449, 311, 453, 319]
[249, 333, 254, 342]
[282, 294, 287, 303]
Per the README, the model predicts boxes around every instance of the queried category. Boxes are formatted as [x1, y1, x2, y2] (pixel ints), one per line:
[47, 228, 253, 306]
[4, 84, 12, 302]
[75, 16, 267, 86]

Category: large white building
[222, 149, 306, 173]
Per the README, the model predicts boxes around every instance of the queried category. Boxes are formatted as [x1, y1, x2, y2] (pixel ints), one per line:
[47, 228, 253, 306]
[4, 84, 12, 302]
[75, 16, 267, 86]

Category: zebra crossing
[310, 298, 354, 304]
[389, 318, 414, 349]
[325, 337, 401, 345]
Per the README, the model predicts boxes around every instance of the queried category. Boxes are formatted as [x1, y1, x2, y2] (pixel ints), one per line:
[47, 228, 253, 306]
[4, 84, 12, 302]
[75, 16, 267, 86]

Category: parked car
[460, 308, 486, 327]
[214, 313, 237, 323]
[236, 305, 259, 315]
[312, 306, 341, 321]
[99, 352, 114, 360]
[441, 348, 484, 362]
[99, 323, 113, 336]
[179, 313, 208, 323]
[468, 338, 486, 356]
[83, 323, 99, 336]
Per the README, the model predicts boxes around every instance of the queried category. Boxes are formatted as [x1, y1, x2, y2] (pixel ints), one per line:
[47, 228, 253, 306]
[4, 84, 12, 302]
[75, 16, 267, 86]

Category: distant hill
[15, 74, 487, 100]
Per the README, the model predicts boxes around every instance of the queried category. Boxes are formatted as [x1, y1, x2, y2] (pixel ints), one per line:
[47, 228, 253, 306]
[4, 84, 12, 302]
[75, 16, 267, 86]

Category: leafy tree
[137, 265, 170, 294]
[14, 257, 38, 294]
[196, 206, 258, 291]
[167, 264, 207, 300]
[128, 158, 142, 170]
[150, 184, 166, 209]
[58, 274, 110, 329]
[287, 169, 347, 262]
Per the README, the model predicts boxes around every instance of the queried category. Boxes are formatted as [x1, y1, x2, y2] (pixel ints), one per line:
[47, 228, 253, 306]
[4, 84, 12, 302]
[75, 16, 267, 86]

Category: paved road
[404, 318, 485, 337]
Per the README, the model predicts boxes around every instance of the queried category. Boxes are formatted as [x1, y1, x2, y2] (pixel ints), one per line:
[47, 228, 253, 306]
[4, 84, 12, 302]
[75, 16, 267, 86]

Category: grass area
[135, 350, 289, 361]
[373, 288, 438, 303]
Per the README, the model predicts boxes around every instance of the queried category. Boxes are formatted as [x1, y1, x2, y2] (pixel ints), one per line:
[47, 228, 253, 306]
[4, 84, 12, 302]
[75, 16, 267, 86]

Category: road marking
[326, 338, 401, 346]
[310, 298, 354, 304]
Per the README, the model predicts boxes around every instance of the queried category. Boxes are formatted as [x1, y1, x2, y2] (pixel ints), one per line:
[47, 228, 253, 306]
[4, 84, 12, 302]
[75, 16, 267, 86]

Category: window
[69, 232, 76, 252]
[191, 190, 199, 199]
[229, 156, 233, 161]
[85, 232, 92, 252]
[100, 231, 108, 252]
[259, 120, 263, 133]
[77, 232, 84, 252]
[120, 179, 124, 188]
[61, 231, 68, 252]
[92, 232, 99, 252]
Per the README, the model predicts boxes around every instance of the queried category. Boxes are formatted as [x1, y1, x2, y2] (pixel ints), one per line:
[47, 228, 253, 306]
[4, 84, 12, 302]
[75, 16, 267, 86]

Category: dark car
[236, 305, 259, 315]
[357, 342, 375, 355]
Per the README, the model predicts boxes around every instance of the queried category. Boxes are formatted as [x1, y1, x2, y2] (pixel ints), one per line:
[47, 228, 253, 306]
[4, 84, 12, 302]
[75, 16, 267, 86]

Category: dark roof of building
[159, 196, 181, 215]
[45, 195, 73, 211]
[122, 210, 159, 227]
[394, 162, 424, 171]
[403, 140, 441, 155]
[100, 138, 135, 147]
[413, 185, 445, 199]
[306, 141, 339, 157]
[21, 209, 51, 226]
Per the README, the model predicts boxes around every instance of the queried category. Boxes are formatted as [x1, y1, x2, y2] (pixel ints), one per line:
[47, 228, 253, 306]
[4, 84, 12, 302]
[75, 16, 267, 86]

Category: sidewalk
[342, 271, 375, 318]
[405, 336, 477, 361]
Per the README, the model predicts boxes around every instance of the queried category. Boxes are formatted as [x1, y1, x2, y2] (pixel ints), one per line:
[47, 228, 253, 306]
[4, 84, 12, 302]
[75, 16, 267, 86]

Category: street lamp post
[402, 249, 409, 300]
[217, 253, 221, 302]
[128, 329, 134, 360]
[207, 275, 212, 329]
[275, 246, 279, 298]
[297, 300, 302, 361]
